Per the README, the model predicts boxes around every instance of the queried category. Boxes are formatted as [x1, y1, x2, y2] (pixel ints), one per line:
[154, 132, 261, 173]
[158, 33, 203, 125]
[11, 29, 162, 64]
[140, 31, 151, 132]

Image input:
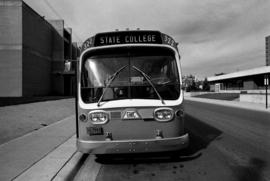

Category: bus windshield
[81, 46, 180, 103]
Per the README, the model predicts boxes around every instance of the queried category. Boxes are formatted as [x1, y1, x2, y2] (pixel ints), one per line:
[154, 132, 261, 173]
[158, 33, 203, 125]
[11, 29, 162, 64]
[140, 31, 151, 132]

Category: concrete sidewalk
[0, 98, 75, 145]
[0, 115, 76, 181]
[185, 96, 270, 113]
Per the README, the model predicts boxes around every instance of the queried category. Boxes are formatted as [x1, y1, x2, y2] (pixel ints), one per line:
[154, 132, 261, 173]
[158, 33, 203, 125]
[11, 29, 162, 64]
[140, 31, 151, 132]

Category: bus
[77, 30, 189, 154]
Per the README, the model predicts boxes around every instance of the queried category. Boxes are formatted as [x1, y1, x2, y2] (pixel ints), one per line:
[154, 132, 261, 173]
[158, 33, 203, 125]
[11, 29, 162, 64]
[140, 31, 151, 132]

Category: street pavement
[94, 98, 270, 181]
[183, 99, 270, 181]
[0, 95, 269, 180]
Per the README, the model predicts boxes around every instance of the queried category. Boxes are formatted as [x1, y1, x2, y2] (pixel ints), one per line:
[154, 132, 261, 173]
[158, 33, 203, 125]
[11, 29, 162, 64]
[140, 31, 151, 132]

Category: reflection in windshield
[132, 65, 165, 104]
[97, 65, 128, 107]
[81, 47, 180, 103]
[84, 57, 129, 87]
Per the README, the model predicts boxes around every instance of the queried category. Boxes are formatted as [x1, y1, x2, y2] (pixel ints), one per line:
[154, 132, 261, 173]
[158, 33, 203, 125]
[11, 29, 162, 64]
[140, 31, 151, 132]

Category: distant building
[207, 66, 270, 104]
[208, 66, 270, 91]
[0, 0, 80, 97]
[207, 34, 270, 97]
[266, 35, 270, 66]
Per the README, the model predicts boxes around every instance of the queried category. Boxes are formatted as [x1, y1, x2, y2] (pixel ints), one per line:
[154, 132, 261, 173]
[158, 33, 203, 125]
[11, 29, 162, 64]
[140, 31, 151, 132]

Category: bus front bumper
[77, 133, 189, 154]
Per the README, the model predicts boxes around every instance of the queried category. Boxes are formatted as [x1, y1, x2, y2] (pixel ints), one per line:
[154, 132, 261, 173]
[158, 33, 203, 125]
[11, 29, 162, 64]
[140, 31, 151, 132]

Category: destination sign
[94, 31, 162, 46]
[80, 30, 178, 52]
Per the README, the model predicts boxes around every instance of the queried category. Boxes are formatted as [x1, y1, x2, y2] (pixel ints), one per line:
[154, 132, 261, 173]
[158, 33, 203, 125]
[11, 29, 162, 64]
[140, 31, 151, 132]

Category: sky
[24, 0, 270, 79]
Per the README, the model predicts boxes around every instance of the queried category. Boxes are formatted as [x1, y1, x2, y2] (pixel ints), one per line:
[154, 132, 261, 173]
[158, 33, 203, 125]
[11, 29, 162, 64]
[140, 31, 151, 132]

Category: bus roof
[81, 30, 178, 52]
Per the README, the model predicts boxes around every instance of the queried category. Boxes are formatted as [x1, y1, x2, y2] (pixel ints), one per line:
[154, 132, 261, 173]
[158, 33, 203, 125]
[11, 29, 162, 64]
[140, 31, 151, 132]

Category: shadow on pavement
[232, 157, 267, 181]
[184, 114, 223, 155]
[95, 114, 222, 164]
[193, 93, 239, 101]
[95, 152, 201, 164]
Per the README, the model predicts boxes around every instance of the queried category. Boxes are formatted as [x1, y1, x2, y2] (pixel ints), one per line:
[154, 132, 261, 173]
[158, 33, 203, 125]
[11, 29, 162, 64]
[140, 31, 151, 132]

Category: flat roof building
[266, 35, 270, 66]
[0, 0, 79, 97]
[207, 66, 270, 105]
[208, 66, 270, 92]
[207, 34, 270, 93]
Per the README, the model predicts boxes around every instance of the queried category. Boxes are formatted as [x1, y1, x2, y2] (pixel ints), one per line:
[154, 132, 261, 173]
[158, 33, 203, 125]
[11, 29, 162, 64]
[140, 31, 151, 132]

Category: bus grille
[110, 111, 121, 119]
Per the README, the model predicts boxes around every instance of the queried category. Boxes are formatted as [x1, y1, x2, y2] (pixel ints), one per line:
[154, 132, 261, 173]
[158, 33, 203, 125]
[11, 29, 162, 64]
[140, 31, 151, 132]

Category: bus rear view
[77, 30, 188, 154]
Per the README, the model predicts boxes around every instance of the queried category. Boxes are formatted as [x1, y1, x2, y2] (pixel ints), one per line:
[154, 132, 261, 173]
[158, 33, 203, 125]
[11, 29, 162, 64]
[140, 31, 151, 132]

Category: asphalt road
[73, 100, 270, 181]
[183, 100, 270, 181]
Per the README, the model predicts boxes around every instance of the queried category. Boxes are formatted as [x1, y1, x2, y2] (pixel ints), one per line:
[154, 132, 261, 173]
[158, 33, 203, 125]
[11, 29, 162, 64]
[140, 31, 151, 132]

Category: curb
[185, 97, 270, 113]
[14, 135, 77, 181]
[0, 115, 76, 181]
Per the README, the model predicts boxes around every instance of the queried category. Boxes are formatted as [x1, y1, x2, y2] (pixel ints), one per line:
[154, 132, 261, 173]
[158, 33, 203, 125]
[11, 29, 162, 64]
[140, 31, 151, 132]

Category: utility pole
[265, 74, 269, 109]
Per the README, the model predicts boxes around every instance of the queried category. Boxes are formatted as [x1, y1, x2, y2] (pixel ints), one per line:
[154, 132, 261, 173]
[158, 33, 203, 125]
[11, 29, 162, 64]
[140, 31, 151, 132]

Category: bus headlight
[154, 108, 174, 122]
[88, 110, 109, 124]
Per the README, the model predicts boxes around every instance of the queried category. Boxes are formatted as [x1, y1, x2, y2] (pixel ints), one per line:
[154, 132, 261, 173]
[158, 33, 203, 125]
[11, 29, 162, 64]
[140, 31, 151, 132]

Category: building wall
[243, 80, 256, 90]
[22, 3, 52, 96]
[0, 0, 76, 97]
[48, 20, 64, 71]
[64, 28, 72, 59]
[240, 94, 269, 105]
[72, 42, 80, 60]
[0, 0, 22, 96]
[48, 20, 65, 95]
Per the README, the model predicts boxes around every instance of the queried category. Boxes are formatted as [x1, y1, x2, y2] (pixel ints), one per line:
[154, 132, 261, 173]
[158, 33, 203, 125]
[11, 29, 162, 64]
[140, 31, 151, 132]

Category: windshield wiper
[132, 66, 165, 104]
[97, 65, 128, 107]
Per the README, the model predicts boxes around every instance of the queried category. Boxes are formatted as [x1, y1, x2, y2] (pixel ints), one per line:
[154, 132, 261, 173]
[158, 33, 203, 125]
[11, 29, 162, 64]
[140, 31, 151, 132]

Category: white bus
[76, 30, 189, 154]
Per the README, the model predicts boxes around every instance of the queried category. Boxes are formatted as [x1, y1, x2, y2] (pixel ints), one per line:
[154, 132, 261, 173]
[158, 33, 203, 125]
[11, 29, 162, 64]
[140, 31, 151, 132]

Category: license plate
[87, 126, 104, 136]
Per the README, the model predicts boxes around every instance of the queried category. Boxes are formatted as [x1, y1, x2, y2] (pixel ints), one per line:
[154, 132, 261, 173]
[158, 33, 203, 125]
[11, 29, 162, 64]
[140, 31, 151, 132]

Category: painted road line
[13, 135, 77, 181]
[185, 96, 270, 113]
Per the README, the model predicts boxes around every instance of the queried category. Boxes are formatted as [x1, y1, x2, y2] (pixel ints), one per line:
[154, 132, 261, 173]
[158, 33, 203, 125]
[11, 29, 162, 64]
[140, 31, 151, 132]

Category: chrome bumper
[77, 133, 189, 154]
